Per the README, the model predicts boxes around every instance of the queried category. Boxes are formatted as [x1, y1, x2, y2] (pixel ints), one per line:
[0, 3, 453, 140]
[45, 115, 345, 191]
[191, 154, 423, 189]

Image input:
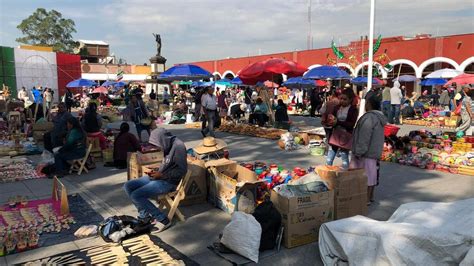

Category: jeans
[202, 110, 216, 137]
[326, 145, 350, 169]
[391, 104, 401, 124]
[123, 176, 176, 222]
[382, 101, 391, 119]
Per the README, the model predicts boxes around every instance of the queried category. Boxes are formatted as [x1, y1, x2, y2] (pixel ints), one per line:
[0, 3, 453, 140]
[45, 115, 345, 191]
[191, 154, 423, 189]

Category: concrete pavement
[2, 118, 474, 265]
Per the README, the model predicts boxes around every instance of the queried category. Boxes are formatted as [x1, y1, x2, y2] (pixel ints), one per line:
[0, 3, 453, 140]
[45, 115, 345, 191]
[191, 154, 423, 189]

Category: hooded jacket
[390, 81, 403, 105]
[149, 128, 187, 185]
[351, 110, 387, 159]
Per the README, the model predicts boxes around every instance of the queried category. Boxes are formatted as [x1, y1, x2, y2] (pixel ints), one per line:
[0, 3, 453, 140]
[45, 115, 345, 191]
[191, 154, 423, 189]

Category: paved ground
[2, 117, 473, 265]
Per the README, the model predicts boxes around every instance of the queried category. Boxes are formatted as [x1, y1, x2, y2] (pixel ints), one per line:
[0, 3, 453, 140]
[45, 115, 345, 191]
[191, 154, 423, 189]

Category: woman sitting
[249, 98, 269, 126]
[82, 102, 107, 149]
[123, 128, 187, 232]
[274, 99, 289, 129]
[113, 122, 141, 169]
[54, 117, 86, 176]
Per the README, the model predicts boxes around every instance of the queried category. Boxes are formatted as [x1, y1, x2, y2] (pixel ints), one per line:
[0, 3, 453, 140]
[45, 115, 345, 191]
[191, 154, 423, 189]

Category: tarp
[319, 199, 474, 266]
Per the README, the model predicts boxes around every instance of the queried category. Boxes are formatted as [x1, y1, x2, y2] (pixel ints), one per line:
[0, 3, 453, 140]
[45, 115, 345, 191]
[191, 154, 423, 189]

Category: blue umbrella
[231, 77, 243, 85]
[102, 80, 116, 87]
[215, 78, 232, 86]
[282, 77, 315, 88]
[303, 65, 351, 80]
[351, 77, 382, 85]
[66, 78, 97, 88]
[393, 75, 417, 82]
[420, 78, 447, 86]
[159, 64, 212, 81]
[114, 81, 127, 87]
[191, 81, 205, 87]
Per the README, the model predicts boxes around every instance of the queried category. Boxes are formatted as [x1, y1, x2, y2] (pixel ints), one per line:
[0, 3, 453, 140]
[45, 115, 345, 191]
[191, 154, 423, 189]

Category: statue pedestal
[146, 55, 168, 96]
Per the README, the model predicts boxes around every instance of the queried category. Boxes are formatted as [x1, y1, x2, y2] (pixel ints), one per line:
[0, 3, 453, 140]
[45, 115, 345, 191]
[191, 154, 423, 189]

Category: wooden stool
[69, 144, 93, 175]
[86, 136, 102, 161]
[156, 170, 192, 222]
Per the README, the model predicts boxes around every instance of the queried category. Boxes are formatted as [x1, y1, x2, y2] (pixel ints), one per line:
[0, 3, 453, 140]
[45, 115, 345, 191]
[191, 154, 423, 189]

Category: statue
[153, 33, 162, 56]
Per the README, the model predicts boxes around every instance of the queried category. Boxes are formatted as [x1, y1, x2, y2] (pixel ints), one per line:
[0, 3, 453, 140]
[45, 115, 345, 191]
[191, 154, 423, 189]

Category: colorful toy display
[0, 158, 43, 183]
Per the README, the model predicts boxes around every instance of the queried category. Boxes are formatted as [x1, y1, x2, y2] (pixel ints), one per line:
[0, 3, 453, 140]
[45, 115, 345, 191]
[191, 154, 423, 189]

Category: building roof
[78, 40, 109, 46]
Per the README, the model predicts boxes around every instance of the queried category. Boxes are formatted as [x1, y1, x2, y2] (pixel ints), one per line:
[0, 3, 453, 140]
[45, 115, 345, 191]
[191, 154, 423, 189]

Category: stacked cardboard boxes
[316, 166, 368, 219]
[271, 189, 334, 248]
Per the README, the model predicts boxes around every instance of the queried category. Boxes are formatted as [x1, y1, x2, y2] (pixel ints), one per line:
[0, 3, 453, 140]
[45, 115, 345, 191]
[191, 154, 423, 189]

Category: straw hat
[194, 137, 227, 154]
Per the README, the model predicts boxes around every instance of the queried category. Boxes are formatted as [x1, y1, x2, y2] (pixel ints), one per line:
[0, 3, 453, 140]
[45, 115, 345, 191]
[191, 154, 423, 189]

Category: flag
[116, 70, 124, 81]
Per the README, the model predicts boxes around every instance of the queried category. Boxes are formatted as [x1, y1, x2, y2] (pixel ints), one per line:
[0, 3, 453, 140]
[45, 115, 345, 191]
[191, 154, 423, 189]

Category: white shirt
[390, 87, 403, 105]
[201, 93, 217, 110]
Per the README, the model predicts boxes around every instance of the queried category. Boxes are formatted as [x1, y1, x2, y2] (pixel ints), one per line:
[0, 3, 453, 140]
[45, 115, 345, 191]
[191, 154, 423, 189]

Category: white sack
[221, 211, 262, 263]
[319, 198, 474, 266]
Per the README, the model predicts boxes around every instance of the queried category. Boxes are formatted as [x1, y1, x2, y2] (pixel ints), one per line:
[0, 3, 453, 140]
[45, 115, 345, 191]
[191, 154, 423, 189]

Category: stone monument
[146, 33, 168, 95]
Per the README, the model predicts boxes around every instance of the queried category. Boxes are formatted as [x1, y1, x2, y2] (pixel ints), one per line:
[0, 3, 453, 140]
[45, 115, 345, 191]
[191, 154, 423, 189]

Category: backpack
[98, 215, 152, 243]
[252, 201, 282, 251]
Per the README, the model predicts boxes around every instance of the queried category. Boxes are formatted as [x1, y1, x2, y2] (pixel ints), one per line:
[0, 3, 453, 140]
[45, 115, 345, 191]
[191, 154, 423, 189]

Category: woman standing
[456, 85, 473, 134]
[326, 88, 358, 169]
[350, 91, 387, 205]
[129, 94, 150, 142]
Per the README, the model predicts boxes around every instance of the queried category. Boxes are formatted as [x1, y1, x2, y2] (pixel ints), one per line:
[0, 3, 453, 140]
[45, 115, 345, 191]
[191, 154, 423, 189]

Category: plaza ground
[2, 117, 473, 265]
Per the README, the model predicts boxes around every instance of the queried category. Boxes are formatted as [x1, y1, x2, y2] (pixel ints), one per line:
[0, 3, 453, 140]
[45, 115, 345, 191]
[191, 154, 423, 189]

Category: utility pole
[307, 0, 312, 50]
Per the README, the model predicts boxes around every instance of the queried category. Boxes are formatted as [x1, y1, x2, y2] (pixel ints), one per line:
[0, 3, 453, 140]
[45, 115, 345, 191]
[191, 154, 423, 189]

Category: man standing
[201, 87, 217, 137]
[439, 87, 450, 110]
[382, 85, 391, 118]
[17, 87, 28, 102]
[390, 81, 403, 124]
[44, 88, 53, 113]
[162, 87, 170, 105]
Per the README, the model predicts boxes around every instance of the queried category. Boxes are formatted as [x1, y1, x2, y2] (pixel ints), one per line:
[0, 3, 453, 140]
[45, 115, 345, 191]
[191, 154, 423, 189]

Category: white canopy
[426, 68, 463, 79]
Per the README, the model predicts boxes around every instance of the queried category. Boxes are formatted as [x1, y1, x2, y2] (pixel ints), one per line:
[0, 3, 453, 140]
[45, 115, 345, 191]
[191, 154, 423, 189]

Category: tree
[16, 8, 77, 53]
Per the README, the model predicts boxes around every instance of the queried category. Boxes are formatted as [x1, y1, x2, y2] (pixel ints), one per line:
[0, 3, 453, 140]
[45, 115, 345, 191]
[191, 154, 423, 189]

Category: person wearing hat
[201, 87, 218, 137]
[193, 136, 227, 156]
[124, 128, 187, 232]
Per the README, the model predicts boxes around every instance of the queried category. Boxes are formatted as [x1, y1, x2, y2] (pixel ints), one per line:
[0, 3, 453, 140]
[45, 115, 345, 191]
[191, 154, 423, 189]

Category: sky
[0, 0, 473, 66]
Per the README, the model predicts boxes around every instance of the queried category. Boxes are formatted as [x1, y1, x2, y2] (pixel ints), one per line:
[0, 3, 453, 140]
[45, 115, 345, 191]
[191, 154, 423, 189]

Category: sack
[454, 102, 462, 115]
[252, 201, 281, 251]
[98, 215, 152, 243]
[329, 126, 353, 150]
[220, 211, 262, 263]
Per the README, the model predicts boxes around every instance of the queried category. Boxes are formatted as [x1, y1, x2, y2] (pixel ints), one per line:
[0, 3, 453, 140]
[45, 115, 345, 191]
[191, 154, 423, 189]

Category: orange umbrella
[444, 73, 474, 87]
[92, 86, 109, 94]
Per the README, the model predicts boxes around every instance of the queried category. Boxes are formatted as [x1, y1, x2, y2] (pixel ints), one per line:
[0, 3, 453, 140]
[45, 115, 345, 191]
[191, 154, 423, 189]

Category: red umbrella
[444, 73, 474, 87]
[315, 80, 327, 86]
[92, 86, 109, 94]
[263, 80, 279, 88]
[238, 58, 308, 85]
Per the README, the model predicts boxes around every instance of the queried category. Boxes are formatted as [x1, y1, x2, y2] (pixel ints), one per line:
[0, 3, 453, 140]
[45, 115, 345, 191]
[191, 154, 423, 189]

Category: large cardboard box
[271, 190, 334, 248]
[315, 166, 368, 219]
[206, 159, 260, 214]
[181, 159, 208, 206]
[137, 151, 163, 165]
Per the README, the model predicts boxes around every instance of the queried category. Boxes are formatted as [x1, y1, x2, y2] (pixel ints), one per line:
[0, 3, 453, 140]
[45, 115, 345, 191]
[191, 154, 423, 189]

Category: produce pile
[218, 122, 286, 140]
[383, 130, 474, 175]
[0, 159, 43, 183]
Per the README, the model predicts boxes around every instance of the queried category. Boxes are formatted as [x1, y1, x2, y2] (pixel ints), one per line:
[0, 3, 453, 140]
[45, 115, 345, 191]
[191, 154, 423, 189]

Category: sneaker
[153, 218, 171, 233]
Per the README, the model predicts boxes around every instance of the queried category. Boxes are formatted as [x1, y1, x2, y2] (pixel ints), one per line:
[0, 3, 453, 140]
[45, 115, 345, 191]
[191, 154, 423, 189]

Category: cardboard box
[315, 166, 368, 219]
[137, 151, 163, 165]
[127, 152, 141, 180]
[206, 159, 260, 214]
[271, 190, 334, 248]
[181, 159, 208, 205]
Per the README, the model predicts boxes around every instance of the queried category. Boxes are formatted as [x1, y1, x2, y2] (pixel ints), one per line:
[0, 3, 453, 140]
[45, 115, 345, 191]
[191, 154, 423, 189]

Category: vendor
[81, 102, 107, 150]
[455, 85, 473, 134]
[123, 128, 187, 232]
[228, 101, 246, 121]
[44, 103, 72, 152]
[113, 122, 141, 169]
[249, 97, 269, 126]
[54, 117, 86, 176]
[274, 99, 289, 129]
[129, 94, 150, 142]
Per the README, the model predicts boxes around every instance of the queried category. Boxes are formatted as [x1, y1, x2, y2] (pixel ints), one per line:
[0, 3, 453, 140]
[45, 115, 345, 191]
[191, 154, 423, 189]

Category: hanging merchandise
[331, 40, 344, 59]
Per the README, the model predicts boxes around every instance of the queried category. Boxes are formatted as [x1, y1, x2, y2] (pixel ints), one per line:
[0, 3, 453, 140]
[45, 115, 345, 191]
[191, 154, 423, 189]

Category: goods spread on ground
[0, 158, 43, 183]
[403, 107, 458, 129]
[218, 122, 286, 140]
[0, 197, 74, 256]
[383, 130, 474, 175]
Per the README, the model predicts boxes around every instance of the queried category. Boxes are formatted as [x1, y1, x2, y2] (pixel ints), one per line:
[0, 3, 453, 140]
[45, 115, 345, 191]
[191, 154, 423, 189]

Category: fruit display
[218, 122, 286, 140]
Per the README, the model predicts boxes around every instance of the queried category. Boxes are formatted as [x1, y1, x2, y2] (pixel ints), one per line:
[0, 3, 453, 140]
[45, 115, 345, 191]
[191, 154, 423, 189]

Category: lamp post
[358, 0, 376, 118]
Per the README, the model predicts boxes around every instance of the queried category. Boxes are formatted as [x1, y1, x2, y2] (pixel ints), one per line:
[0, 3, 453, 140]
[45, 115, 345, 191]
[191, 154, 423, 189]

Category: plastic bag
[40, 150, 55, 165]
[221, 211, 262, 263]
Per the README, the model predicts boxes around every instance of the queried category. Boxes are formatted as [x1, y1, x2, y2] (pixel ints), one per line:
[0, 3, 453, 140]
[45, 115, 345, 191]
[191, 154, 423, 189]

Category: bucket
[384, 124, 400, 137]
[310, 146, 325, 156]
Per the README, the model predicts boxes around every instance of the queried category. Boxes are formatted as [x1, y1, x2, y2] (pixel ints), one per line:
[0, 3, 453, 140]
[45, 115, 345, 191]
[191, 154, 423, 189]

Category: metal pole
[358, 0, 375, 119]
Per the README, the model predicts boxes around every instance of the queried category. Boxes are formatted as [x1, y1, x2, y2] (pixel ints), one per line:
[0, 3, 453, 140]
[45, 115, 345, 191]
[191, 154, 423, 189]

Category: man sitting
[44, 103, 72, 152]
[249, 98, 269, 126]
[123, 128, 187, 232]
[274, 99, 290, 129]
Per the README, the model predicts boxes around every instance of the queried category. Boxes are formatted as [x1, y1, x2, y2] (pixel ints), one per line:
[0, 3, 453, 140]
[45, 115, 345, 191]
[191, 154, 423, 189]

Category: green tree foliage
[16, 8, 77, 52]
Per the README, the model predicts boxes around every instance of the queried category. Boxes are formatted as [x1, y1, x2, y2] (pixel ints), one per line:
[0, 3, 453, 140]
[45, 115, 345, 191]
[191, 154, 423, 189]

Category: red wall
[56, 53, 81, 96]
[183, 33, 474, 75]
